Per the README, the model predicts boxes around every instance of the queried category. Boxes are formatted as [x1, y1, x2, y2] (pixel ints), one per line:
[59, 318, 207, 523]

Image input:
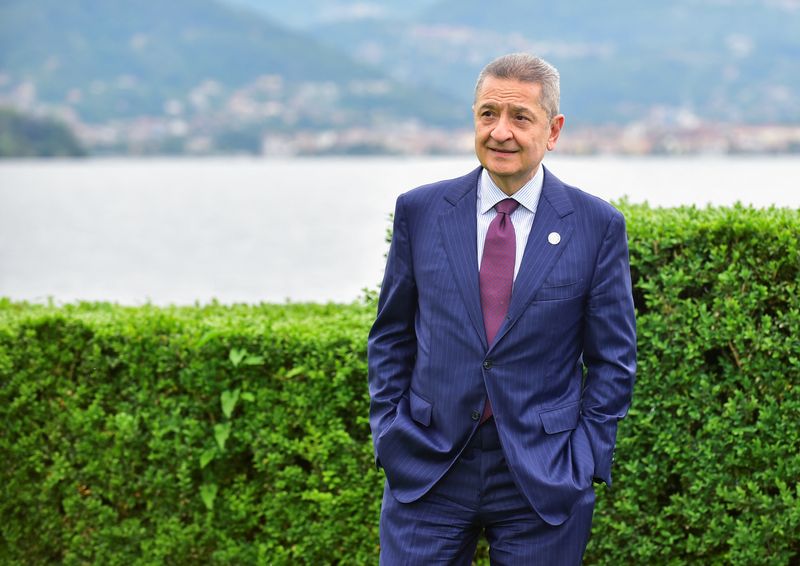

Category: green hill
[309, 0, 800, 124]
[0, 108, 86, 157]
[0, 0, 462, 126]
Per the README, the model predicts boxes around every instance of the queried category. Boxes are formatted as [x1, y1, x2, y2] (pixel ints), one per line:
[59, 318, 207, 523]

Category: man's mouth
[488, 147, 517, 154]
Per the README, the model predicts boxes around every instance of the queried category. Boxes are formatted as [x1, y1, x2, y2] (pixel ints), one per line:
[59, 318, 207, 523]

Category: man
[368, 53, 636, 565]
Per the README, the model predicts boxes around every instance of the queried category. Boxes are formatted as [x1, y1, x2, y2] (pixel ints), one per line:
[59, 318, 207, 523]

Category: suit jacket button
[471, 410, 481, 421]
[482, 360, 492, 370]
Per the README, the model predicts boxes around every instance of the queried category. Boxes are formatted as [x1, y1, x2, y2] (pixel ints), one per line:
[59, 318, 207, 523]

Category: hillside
[0, 108, 86, 157]
[311, 0, 800, 124]
[0, 0, 462, 127]
[2, 0, 798, 155]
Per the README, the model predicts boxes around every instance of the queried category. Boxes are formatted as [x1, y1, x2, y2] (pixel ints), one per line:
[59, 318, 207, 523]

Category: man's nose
[490, 115, 513, 142]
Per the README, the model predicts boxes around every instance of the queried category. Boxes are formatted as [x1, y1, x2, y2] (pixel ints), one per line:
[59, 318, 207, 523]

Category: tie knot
[495, 198, 519, 216]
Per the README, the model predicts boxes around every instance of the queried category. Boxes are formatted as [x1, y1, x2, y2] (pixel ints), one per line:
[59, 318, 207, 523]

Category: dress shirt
[477, 165, 543, 280]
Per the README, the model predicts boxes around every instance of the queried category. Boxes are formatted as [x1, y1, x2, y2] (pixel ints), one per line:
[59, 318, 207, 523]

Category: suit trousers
[379, 418, 595, 566]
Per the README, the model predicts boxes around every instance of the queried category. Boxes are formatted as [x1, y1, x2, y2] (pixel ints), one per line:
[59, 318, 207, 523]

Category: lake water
[1, 155, 798, 305]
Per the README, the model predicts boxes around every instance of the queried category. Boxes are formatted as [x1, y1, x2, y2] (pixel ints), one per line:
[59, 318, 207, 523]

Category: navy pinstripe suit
[368, 165, 636, 561]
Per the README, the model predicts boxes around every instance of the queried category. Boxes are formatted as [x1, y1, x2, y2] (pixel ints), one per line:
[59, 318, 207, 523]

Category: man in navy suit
[368, 53, 636, 565]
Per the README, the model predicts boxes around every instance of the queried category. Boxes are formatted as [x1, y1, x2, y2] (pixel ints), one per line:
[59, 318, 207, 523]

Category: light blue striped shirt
[477, 165, 544, 280]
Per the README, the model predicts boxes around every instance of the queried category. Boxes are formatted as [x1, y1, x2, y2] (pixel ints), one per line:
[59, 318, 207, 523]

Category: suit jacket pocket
[410, 389, 432, 427]
[540, 402, 580, 434]
[534, 279, 584, 301]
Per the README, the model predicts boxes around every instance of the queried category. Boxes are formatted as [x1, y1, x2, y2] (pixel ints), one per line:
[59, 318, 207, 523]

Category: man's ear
[547, 114, 565, 151]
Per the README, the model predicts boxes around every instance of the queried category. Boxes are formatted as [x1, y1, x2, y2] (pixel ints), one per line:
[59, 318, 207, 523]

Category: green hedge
[1, 203, 799, 564]
[0, 302, 381, 564]
[590, 203, 800, 565]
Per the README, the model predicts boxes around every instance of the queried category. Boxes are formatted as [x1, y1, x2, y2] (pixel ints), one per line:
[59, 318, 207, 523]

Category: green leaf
[196, 329, 223, 349]
[200, 483, 218, 511]
[285, 366, 305, 378]
[199, 448, 216, 469]
[244, 355, 264, 366]
[241, 392, 255, 402]
[229, 348, 246, 367]
[220, 389, 240, 419]
[214, 422, 231, 451]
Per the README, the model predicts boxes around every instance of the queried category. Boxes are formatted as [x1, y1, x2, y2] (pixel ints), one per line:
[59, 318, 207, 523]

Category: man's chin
[484, 167, 522, 186]
[484, 161, 519, 178]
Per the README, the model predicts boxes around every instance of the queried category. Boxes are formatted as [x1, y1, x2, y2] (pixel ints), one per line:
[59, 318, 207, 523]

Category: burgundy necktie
[479, 198, 519, 423]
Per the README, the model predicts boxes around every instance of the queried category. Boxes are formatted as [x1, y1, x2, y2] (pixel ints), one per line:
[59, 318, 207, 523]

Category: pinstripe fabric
[379, 420, 595, 566]
[368, 164, 636, 561]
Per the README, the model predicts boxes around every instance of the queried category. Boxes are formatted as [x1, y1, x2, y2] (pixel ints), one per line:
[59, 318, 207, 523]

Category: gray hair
[474, 53, 561, 119]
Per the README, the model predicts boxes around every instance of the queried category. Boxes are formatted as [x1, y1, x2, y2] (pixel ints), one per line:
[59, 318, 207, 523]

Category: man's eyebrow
[509, 104, 535, 115]
[476, 101, 535, 114]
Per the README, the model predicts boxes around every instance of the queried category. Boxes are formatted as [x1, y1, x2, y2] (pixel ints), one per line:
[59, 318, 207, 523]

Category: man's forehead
[475, 86, 543, 112]
[477, 77, 540, 99]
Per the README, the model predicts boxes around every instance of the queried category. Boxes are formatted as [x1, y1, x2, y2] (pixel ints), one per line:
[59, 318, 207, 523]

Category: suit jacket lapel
[492, 166, 575, 347]
[438, 167, 487, 349]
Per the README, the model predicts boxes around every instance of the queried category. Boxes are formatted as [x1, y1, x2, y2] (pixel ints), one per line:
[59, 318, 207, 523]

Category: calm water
[1, 155, 798, 305]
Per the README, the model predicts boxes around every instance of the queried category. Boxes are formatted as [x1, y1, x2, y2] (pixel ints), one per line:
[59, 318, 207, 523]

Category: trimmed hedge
[0, 302, 381, 564]
[590, 203, 800, 565]
[1, 203, 799, 564]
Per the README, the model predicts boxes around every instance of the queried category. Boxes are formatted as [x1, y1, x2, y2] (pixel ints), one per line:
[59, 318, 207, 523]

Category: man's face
[473, 76, 564, 195]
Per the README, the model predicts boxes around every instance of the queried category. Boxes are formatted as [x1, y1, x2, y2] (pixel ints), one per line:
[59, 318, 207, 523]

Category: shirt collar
[478, 165, 544, 215]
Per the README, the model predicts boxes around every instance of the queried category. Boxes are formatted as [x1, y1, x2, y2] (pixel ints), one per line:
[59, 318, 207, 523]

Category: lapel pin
[548, 232, 561, 245]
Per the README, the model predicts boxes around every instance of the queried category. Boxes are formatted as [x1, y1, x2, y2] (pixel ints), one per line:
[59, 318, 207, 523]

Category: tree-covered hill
[0, 0, 463, 126]
[305, 0, 800, 125]
[0, 108, 86, 157]
[3, 0, 798, 154]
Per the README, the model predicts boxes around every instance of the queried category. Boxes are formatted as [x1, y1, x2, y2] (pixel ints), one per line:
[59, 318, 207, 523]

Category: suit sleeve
[580, 211, 637, 486]
[367, 194, 418, 467]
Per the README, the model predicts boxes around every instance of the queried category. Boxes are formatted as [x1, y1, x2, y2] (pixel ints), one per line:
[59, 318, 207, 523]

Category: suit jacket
[368, 165, 636, 526]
